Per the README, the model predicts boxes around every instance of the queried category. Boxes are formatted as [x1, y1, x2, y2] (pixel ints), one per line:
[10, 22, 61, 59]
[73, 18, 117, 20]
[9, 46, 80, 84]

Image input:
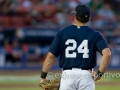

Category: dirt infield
[0, 82, 120, 90]
[0, 84, 38, 88]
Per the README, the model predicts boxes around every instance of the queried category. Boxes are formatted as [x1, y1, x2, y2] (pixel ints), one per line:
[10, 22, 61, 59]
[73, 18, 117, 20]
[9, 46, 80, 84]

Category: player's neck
[73, 20, 87, 26]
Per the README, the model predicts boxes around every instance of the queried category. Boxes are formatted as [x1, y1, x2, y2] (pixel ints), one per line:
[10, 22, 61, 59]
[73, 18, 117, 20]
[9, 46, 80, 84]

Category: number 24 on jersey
[65, 39, 89, 58]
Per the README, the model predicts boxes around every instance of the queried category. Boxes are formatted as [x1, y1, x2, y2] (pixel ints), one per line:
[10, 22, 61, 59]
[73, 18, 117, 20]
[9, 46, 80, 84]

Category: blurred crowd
[0, 0, 119, 46]
[0, 0, 120, 67]
[0, 0, 120, 28]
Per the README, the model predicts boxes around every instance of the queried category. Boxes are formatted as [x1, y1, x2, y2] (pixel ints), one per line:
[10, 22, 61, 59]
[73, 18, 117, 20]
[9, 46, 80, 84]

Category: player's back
[58, 25, 99, 69]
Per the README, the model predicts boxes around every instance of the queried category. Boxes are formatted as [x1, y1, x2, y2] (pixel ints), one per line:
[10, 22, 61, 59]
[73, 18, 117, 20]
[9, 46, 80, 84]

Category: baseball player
[40, 4, 111, 90]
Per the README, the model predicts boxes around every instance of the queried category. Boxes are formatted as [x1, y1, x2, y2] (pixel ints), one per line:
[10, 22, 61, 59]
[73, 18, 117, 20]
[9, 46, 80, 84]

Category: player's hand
[89, 69, 101, 81]
[40, 78, 46, 83]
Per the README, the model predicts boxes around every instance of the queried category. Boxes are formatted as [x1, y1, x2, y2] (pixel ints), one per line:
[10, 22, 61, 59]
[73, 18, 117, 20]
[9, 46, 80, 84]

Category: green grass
[0, 88, 42, 90]
[0, 72, 120, 90]
[1, 86, 120, 90]
[96, 86, 120, 90]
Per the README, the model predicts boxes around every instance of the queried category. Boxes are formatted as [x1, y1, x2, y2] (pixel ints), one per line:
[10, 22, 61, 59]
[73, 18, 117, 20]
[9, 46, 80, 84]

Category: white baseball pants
[59, 68, 95, 90]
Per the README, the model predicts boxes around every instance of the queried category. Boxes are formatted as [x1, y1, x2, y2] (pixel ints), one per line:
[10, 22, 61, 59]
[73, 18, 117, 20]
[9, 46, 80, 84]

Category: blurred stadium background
[0, 0, 120, 90]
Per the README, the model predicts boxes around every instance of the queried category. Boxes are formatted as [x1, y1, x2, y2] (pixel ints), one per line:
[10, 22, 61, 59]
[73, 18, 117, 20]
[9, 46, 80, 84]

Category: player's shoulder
[59, 25, 73, 32]
[94, 31, 102, 36]
[87, 26, 96, 32]
[57, 25, 73, 36]
[87, 27, 103, 39]
[87, 27, 101, 34]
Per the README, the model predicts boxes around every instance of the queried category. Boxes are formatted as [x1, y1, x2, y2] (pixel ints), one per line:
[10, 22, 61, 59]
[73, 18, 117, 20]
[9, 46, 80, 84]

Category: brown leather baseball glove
[39, 79, 60, 90]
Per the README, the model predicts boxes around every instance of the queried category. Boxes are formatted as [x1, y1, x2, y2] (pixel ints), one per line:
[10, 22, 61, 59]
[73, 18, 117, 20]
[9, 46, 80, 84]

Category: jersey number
[65, 39, 89, 58]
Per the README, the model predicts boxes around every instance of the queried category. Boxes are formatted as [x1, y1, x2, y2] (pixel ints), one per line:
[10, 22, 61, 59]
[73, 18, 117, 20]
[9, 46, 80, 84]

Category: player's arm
[40, 52, 56, 83]
[40, 32, 60, 82]
[42, 52, 56, 72]
[96, 33, 111, 75]
[90, 32, 111, 81]
[96, 32, 111, 72]
[99, 48, 111, 73]
[92, 48, 111, 81]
